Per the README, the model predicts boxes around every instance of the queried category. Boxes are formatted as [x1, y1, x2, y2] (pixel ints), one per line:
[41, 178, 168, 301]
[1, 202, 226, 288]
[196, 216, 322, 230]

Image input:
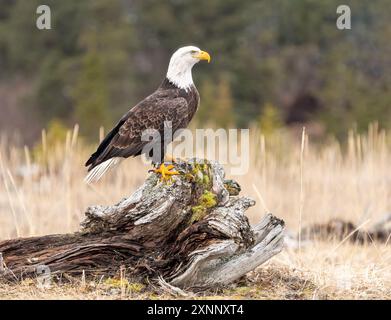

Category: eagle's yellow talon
[153, 163, 179, 182]
[166, 169, 179, 175]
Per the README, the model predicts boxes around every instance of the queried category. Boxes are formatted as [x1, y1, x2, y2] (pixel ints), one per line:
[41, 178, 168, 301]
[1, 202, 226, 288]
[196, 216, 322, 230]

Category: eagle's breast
[159, 78, 200, 128]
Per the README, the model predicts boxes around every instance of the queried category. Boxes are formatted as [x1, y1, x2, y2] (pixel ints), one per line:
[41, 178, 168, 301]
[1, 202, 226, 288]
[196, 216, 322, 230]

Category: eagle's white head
[166, 46, 211, 91]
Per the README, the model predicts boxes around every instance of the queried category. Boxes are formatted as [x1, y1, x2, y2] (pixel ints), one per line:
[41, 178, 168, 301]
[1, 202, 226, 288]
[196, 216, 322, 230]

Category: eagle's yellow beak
[194, 50, 211, 63]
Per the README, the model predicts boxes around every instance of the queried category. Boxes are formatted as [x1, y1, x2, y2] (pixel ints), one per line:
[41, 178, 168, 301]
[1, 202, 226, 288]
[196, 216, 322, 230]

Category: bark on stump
[0, 159, 285, 289]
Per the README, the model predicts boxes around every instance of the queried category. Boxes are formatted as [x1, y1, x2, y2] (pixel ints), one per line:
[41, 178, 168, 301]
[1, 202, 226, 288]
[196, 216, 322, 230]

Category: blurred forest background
[0, 0, 390, 145]
[1, 0, 391, 300]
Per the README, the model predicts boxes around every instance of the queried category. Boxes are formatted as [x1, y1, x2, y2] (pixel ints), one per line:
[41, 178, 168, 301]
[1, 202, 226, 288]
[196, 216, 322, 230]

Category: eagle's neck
[166, 60, 195, 92]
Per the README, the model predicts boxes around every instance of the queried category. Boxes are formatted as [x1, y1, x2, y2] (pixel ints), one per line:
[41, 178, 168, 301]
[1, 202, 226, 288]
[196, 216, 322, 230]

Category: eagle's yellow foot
[153, 163, 179, 182]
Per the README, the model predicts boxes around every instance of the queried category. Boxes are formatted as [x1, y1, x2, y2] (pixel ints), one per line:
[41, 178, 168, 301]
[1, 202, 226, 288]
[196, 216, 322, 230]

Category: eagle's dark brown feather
[85, 79, 199, 171]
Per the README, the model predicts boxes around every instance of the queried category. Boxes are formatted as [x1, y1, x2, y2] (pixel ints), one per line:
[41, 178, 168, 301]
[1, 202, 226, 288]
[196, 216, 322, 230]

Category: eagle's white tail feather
[84, 158, 121, 184]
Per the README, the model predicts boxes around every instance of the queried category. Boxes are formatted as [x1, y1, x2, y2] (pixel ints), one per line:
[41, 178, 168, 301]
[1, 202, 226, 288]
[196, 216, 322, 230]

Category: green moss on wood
[189, 161, 212, 188]
[199, 190, 217, 208]
[190, 190, 217, 224]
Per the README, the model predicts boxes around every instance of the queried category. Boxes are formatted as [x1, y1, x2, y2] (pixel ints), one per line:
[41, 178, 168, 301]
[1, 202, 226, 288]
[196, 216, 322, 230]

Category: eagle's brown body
[86, 78, 200, 171]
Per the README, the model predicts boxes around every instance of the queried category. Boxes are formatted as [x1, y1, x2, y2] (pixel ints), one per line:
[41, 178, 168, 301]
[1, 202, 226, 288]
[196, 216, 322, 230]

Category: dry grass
[0, 123, 390, 299]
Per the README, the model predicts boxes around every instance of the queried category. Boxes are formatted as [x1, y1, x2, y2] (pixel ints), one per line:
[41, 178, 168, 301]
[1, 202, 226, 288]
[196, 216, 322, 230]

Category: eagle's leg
[164, 154, 177, 163]
[164, 154, 189, 164]
[153, 163, 179, 182]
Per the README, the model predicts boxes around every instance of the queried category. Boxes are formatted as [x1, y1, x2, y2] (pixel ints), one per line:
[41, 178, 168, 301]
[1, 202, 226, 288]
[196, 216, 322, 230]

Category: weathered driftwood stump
[0, 159, 285, 289]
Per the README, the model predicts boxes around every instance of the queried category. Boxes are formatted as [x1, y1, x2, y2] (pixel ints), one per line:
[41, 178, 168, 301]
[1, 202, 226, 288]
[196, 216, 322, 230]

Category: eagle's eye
[190, 50, 197, 54]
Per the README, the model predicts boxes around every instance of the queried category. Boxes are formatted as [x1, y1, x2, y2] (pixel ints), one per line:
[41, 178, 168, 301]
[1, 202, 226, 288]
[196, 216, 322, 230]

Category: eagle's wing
[85, 90, 189, 171]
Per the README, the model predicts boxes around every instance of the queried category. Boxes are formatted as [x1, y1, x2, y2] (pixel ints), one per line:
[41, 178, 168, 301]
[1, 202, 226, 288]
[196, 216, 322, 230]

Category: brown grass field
[0, 123, 390, 299]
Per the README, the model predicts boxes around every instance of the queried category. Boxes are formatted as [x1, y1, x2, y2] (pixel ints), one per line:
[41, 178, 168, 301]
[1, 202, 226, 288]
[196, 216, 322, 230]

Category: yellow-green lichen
[127, 282, 145, 293]
[103, 278, 145, 292]
[184, 172, 195, 182]
[202, 174, 210, 186]
[190, 190, 217, 223]
[104, 277, 129, 288]
[189, 162, 212, 187]
[199, 190, 217, 207]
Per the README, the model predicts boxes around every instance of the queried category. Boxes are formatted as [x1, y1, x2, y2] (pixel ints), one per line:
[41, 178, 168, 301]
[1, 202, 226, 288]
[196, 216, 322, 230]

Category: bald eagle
[85, 46, 211, 183]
